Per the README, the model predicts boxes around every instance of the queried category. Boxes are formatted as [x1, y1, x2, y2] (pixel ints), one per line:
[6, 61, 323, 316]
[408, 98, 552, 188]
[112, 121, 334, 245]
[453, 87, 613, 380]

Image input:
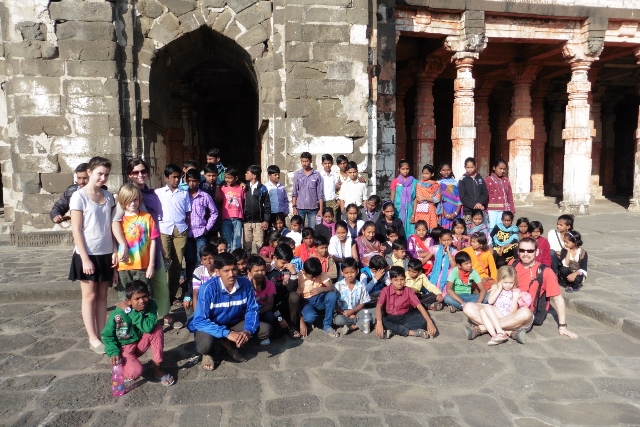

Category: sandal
[449, 306, 459, 313]
[323, 327, 340, 338]
[287, 328, 302, 340]
[488, 333, 509, 346]
[227, 348, 247, 363]
[429, 302, 444, 311]
[154, 373, 175, 386]
[413, 329, 430, 339]
[201, 354, 215, 371]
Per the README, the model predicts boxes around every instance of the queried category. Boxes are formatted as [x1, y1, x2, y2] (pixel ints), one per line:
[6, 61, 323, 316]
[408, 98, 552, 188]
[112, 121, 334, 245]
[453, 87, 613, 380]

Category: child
[411, 164, 441, 230]
[451, 218, 469, 251]
[427, 229, 458, 291]
[486, 159, 515, 231]
[443, 251, 487, 313]
[381, 226, 400, 255]
[360, 254, 390, 297]
[243, 165, 271, 254]
[530, 221, 552, 268]
[386, 240, 409, 270]
[298, 257, 340, 338]
[479, 265, 521, 346]
[69, 156, 123, 353]
[315, 207, 336, 241]
[516, 217, 532, 241]
[375, 266, 437, 339]
[344, 203, 364, 240]
[339, 161, 367, 218]
[548, 214, 574, 274]
[333, 257, 371, 335]
[559, 230, 588, 292]
[407, 220, 435, 273]
[491, 211, 518, 268]
[260, 230, 280, 263]
[375, 200, 406, 243]
[360, 195, 381, 223]
[210, 236, 228, 254]
[281, 236, 304, 273]
[390, 159, 416, 237]
[183, 244, 217, 316]
[205, 147, 226, 184]
[265, 244, 302, 339]
[282, 215, 303, 246]
[459, 157, 488, 224]
[312, 235, 338, 281]
[467, 209, 491, 244]
[437, 161, 462, 229]
[462, 232, 497, 291]
[220, 166, 245, 252]
[265, 165, 289, 226]
[178, 160, 198, 191]
[270, 212, 288, 234]
[405, 258, 444, 311]
[233, 248, 249, 277]
[200, 162, 223, 238]
[354, 221, 383, 267]
[294, 227, 317, 262]
[320, 154, 340, 219]
[102, 280, 174, 386]
[328, 220, 355, 277]
[247, 255, 278, 342]
[115, 183, 159, 301]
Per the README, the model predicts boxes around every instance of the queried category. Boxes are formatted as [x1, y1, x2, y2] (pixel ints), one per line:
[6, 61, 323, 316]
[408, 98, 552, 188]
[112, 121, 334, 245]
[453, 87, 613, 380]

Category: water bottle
[111, 364, 125, 397]
[362, 309, 372, 334]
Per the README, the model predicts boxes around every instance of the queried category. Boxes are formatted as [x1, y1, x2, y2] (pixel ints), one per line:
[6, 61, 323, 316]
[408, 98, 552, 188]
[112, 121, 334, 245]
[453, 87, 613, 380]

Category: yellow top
[405, 272, 442, 295]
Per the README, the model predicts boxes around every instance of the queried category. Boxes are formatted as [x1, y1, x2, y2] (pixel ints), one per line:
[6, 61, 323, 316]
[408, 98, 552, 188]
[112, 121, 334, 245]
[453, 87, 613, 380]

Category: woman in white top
[69, 156, 127, 354]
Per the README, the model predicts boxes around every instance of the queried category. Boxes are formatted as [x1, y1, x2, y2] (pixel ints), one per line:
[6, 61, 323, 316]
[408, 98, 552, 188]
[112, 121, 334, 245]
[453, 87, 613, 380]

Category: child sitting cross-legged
[375, 266, 438, 339]
[385, 240, 409, 270]
[247, 255, 278, 342]
[183, 243, 217, 318]
[298, 257, 340, 338]
[333, 257, 372, 335]
[102, 280, 174, 386]
[405, 258, 444, 311]
[444, 251, 488, 313]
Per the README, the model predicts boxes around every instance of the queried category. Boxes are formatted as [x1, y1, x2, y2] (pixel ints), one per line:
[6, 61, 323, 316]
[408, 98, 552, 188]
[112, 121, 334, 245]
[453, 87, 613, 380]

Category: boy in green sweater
[101, 280, 174, 386]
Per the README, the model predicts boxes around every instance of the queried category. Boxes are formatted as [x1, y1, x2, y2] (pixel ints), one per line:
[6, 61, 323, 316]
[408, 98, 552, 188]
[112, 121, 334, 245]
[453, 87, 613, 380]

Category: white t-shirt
[338, 179, 367, 206]
[320, 170, 338, 201]
[69, 189, 115, 255]
[548, 230, 565, 252]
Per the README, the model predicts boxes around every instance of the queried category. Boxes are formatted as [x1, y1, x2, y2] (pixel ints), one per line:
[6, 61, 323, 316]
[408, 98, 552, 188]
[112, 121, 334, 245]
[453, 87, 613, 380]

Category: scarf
[428, 244, 451, 290]
[397, 174, 414, 221]
[364, 208, 378, 221]
[296, 244, 316, 262]
[140, 185, 161, 223]
[492, 223, 519, 247]
[468, 221, 490, 243]
[356, 236, 381, 266]
[322, 220, 336, 236]
[459, 269, 471, 285]
[416, 180, 443, 215]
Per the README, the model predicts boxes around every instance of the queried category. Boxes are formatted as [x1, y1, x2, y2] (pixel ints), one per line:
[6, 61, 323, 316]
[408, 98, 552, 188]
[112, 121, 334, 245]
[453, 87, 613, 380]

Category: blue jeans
[221, 218, 243, 252]
[301, 292, 338, 331]
[444, 293, 488, 310]
[488, 210, 503, 231]
[298, 209, 318, 228]
[185, 235, 207, 289]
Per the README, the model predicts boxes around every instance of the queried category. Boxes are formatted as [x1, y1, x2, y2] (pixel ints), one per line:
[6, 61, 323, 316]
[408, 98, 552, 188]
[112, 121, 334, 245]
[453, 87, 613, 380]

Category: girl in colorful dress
[437, 162, 462, 229]
[411, 164, 441, 231]
[427, 228, 457, 291]
[467, 209, 491, 243]
[354, 221, 383, 267]
[407, 220, 436, 274]
[451, 218, 469, 251]
[485, 159, 515, 231]
[490, 211, 518, 268]
[462, 232, 497, 291]
[390, 159, 416, 237]
[480, 265, 522, 346]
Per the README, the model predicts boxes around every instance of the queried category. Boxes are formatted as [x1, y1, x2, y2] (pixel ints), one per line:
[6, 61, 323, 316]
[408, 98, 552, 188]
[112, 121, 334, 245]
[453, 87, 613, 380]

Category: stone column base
[591, 185, 604, 199]
[628, 198, 640, 212]
[513, 192, 534, 207]
[559, 198, 593, 215]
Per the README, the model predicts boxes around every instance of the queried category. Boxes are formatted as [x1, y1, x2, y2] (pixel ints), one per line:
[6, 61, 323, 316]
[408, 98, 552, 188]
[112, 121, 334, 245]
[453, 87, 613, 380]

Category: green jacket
[101, 300, 159, 357]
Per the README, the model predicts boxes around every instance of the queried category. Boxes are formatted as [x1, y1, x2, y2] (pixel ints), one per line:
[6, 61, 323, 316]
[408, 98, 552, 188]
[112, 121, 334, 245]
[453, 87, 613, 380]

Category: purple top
[188, 189, 218, 238]
[292, 169, 324, 210]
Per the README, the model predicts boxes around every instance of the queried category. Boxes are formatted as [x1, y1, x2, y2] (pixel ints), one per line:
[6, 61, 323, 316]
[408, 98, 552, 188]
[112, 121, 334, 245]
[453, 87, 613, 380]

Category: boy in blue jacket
[187, 252, 272, 370]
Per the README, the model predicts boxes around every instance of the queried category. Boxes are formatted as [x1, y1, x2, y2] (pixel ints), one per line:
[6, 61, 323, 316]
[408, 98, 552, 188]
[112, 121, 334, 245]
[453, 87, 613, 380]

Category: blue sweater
[187, 276, 260, 338]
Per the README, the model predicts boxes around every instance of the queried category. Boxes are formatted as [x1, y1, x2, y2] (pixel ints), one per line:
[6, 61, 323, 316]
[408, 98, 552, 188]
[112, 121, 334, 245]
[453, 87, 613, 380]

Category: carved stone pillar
[590, 83, 604, 198]
[475, 81, 495, 177]
[395, 76, 413, 165]
[560, 41, 601, 214]
[507, 63, 539, 206]
[531, 81, 549, 197]
[411, 59, 445, 171]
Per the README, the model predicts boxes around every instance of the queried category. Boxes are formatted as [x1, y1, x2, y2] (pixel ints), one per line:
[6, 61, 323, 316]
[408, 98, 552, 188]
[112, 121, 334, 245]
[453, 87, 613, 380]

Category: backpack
[512, 260, 548, 326]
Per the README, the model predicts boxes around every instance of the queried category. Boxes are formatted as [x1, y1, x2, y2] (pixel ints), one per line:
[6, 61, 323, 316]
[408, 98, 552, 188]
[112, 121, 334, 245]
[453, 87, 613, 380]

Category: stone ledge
[10, 231, 74, 247]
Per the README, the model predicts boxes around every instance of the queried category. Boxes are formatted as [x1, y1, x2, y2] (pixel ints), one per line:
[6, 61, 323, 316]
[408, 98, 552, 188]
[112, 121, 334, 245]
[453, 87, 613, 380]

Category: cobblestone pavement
[1, 198, 640, 426]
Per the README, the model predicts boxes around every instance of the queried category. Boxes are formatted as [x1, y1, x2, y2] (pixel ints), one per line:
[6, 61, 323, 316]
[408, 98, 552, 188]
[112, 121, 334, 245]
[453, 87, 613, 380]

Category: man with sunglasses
[463, 237, 577, 343]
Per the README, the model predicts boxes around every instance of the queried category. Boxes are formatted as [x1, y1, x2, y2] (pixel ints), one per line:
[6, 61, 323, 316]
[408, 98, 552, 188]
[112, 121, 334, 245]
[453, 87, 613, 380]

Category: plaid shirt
[188, 189, 218, 238]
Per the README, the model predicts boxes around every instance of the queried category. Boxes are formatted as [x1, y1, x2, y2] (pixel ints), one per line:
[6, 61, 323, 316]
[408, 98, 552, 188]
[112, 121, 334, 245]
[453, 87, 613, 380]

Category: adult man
[50, 163, 90, 223]
[187, 252, 272, 370]
[291, 151, 324, 227]
[462, 237, 578, 343]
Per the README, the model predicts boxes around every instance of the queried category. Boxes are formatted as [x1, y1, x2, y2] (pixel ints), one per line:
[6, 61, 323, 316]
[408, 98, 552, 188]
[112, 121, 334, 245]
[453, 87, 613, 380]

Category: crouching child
[333, 257, 372, 335]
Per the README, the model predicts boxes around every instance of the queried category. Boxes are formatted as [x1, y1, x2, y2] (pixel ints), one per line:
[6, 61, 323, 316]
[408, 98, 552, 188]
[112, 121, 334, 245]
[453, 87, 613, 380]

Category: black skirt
[68, 252, 114, 283]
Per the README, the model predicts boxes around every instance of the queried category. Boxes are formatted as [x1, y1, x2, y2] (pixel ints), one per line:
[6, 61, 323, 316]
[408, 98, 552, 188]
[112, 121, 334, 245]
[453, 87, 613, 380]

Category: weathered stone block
[21, 194, 56, 214]
[302, 24, 349, 43]
[50, 1, 113, 22]
[9, 41, 57, 59]
[285, 22, 302, 41]
[224, 22, 242, 39]
[12, 173, 41, 194]
[306, 7, 346, 22]
[286, 43, 310, 61]
[67, 61, 118, 78]
[203, 0, 226, 6]
[51, 136, 121, 156]
[159, 12, 182, 32]
[0, 145, 10, 161]
[70, 116, 111, 136]
[236, 24, 268, 48]
[64, 80, 108, 97]
[13, 154, 59, 174]
[247, 43, 266, 59]
[58, 40, 117, 61]
[235, 2, 272, 30]
[179, 10, 206, 32]
[15, 95, 62, 116]
[56, 22, 116, 42]
[288, 62, 327, 79]
[12, 77, 60, 95]
[15, 22, 47, 41]
[157, 0, 196, 16]
[66, 97, 119, 115]
[312, 43, 367, 62]
[327, 61, 355, 80]
[227, 0, 257, 14]
[41, 173, 74, 194]
[285, 79, 307, 99]
[211, 8, 233, 32]
[306, 79, 355, 98]
[15, 59, 65, 77]
[303, 118, 364, 137]
[288, 0, 350, 5]
[17, 117, 71, 136]
[283, 6, 303, 21]
[148, 22, 177, 45]
[138, 0, 165, 19]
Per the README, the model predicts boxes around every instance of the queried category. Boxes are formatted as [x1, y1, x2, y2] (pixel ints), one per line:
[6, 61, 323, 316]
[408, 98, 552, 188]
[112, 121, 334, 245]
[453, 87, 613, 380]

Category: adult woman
[485, 159, 515, 231]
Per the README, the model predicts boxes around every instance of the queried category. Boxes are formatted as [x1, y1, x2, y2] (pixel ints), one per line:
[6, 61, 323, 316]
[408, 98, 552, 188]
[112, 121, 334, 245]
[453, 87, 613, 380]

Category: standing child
[559, 230, 588, 292]
[437, 162, 462, 229]
[386, 240, 409, 270]
[407, 220, 435, 273]
[294, 227, 317, 262]
[405, 258, 444, 311]
[265, 165, 289, 226]
[338, 161, 367, 219]
[115, 184, 159, 301]
[220, 167, 245, 252]
[354, 221, 383, 267]
[328, 220, 355, 277]
[291, 151, 324, 228]
[70, 156, 123, 353]
[283, 215, 303, 246]
[443, 251, 487, 313]
[467, 209, 491, 243]
[333, 257, 372, 335]
[205, 147, 226, 185]
[312, 235, 338, 281]
[462, 232, 498, 291]
[315, 207, 336, 241]
[200, 163, 223, 239]
[102, 281, 174, 386]
[360, 195, 382, 223]
[427, 229, 458, 291]
[530, 221, 552, 268]
[478, 265, 521, 346]
[375, 266, 437, 339]
[247, 255, 278, 342]
[344, 204, 365, 241]
[320, 154, 340, 219]
[390, 159, 416, 237]
[548, 214, 574, 274]
[451, 218, 470, 251]
[459, 157, 488, 224]
[260, 231, 280, 263]
[485, 159, 515, 231]
[375, 200, 406, 243]
[491, 211, 518, 268]
[243, 165, 271, 254]
[183, 244, 217, 317]
[298, 257, 340, 338]
[411, 164, 441, 231]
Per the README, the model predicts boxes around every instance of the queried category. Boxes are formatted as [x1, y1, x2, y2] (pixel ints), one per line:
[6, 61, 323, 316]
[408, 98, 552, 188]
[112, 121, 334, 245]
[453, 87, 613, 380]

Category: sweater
[187, 276, 260, 338]
[485, 174, 515, 212]
[459, 173, 489, 216]
[101, 300, 159, 357]
[244, 182, 271, 223]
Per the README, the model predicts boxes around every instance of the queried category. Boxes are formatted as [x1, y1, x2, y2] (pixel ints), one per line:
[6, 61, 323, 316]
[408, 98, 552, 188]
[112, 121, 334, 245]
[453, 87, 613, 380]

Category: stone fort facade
[1, 0, 640, 238]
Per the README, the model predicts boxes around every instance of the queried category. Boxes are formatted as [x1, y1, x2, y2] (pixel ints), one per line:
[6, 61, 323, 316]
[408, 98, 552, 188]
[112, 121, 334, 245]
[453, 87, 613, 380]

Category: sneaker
[340, 325, 350, 336]
[259, 338, 271, 346]
[384, 329, 394, 339]
[464, 324, 483, 340]
[510, 328, 526, 344]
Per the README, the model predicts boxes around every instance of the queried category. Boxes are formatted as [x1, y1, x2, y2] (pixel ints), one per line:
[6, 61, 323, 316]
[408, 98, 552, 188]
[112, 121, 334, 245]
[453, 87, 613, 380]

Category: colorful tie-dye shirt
[118, 211, 160, 271]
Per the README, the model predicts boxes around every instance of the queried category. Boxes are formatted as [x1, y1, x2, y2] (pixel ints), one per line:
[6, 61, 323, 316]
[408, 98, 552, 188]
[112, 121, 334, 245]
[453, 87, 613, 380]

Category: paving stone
[0, 304, 47, 318]
[592, 377, 640, 400]
[122, 381, 168, 407]
[265, 394, 320, 416]
[374, 360, 431, 385]
[590, 333, 640, 356]
[285, 345, 338, 368]
[527, 401, 640, 425]
[300, 418, 335, 427]
[91, 411, 129, 427]
[0, 334, 37, 351]
[370, 385, 440, 415]
[40, 373, 114, 410]
[0, 354, 51, 377]
[515, 418, 556, 427]
[2, 374, 55, 391]
[132, 409, 176, 426]
[24, 338, 77, 357]
[453, 395, 511, 427]
[513, 357, 552, 380]
[0, 391, 35, 418]
[546, 357, 597, 376]
[10, 408, 50, 427]
[5, 312, 55, 330]
[178, 406, 222, 426]
[44, 410, 94, 427]
[170, 378, 259, 404]
[384, 414, 422, 427]
[267, 369, 309, 394]
[428, 416, 463, 427]
[313, 369, 376, 391]
[338, 415, 383, 427]
[324, 394, 370, 412]
[528, 378, 598, 401]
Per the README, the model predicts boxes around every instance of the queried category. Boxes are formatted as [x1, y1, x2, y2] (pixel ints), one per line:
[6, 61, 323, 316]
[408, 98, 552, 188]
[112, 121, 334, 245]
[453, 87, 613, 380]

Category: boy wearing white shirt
[338, 161, 367, 219]
[320, 154, 339, 219]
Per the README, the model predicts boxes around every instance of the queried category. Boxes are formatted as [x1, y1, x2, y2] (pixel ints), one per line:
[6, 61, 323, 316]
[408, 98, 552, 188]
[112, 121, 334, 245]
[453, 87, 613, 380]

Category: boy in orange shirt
[298, 257, 339, 338]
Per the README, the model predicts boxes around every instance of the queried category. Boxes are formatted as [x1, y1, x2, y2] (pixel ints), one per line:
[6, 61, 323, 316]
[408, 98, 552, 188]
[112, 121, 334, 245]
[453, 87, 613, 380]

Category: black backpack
[512, 260, 548, 326]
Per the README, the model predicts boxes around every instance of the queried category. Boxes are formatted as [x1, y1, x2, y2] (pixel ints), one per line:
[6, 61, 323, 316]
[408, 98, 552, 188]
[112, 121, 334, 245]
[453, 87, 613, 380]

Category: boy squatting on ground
[333, 257, 373, 335]
[101, 280, 174, 386]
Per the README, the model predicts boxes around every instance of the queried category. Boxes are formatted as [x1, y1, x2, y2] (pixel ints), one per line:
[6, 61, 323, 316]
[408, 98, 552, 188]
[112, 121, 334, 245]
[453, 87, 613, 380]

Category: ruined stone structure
[1, 0, 640, 237]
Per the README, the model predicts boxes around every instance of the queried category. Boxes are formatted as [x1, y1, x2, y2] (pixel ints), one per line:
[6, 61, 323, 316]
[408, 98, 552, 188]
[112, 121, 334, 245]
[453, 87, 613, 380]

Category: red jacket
[485, 174, 515, 212]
